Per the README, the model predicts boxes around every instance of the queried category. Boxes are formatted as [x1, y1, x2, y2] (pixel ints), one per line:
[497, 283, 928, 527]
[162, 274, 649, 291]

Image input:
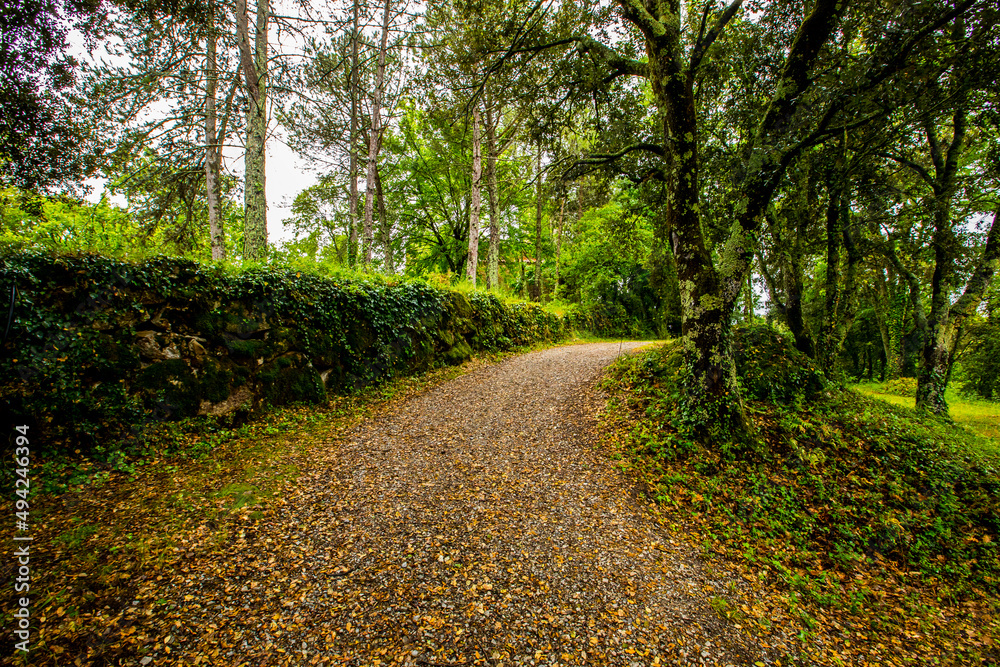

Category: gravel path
[160, 343, 766, 666]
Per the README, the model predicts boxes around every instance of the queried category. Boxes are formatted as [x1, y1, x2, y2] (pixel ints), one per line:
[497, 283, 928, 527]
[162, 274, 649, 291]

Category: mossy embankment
[0, 251, 569, 463]
[601, 326, 999, 665]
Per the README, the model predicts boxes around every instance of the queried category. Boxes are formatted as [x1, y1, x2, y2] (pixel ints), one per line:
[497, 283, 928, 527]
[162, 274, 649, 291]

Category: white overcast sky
[74, 14, 320, 245]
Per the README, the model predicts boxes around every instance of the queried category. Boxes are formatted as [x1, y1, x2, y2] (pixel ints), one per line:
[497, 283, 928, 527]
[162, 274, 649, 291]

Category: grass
[853, 379, 1000, 455]
[599, 334, 1000, 665]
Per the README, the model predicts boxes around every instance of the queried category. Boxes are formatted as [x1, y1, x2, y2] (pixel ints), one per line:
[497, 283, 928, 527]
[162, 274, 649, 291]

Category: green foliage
[881, 376, 919, 398]
[734, 325, 827, 404]
[960, 314, 1000, 401]
[1, 186, 242, 261]
[603, 339, 1000, 605]
[1, 250, 568, 461]
[558, 190, 662, 338]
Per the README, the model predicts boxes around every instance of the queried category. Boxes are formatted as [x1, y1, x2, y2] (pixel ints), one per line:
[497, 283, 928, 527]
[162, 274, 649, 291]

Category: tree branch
[876, 152, 936, 189]
[689, 0, 744, 73]
[950, 205, 1000, 318]
[615, 0, 668, 44]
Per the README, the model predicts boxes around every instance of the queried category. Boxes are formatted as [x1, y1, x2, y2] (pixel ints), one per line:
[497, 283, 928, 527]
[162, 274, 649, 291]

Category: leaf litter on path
[9, 343, 775, 666]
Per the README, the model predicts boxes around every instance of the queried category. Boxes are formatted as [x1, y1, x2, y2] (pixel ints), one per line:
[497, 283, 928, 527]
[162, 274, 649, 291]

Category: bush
[732, 325, 827, 404]
[881, 376, 918, 397]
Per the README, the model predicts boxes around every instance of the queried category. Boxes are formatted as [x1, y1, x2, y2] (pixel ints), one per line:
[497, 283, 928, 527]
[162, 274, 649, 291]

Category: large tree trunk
[613, 0, 842, 441]
[363, 0, 392, 268]
[348, 0, 360, 267]
[648, 41, 747, 435]
[204, 2, 224, 260]
[236, 0, 268, 261]
[466, 106, 482, 286]
[485, 103, 500, 291]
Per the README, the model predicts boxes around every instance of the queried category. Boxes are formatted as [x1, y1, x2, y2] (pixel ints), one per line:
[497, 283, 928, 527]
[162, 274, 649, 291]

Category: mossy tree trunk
[485, 102, 500, 291]
[612, 0, 843, 439]
[466, 105, 482, 286]
[236, 0, 268, 262]
[869, 267, 905, 380]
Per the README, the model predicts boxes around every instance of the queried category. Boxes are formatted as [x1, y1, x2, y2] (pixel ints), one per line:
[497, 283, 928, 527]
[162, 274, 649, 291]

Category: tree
[466, 105, 483, 284]
[485, 0, 993, 439]
[0, 0, 102, 191]
[363, 0, 393, 266]
[874, 12, 1000, 415]
[204, 0, 225, 259]
[236, 0, 268, 261]
[83, 0, 243, 260]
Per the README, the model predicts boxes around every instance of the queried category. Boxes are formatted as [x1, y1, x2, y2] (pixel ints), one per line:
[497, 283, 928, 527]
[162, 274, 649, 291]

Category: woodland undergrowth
[599, 328, 999, 665]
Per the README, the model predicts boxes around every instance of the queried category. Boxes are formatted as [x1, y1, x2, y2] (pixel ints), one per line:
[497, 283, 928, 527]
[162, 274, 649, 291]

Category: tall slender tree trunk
[554, 195, 564, 298]
[236, 0, 268, 261]
[817, 181, 861, 374]
[466, 106, 482, 286]
[348, 0, 360, 267]
[485, 103, 500, 291]
[204, 1, 225, 260]
[363, 0, 392, 268]
[375, 167, 393, 273]
[532, 144, 543, 301]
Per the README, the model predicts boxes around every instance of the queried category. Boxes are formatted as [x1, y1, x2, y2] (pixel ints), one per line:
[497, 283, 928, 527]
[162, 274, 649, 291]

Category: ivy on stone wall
[1, 252, 569, 457]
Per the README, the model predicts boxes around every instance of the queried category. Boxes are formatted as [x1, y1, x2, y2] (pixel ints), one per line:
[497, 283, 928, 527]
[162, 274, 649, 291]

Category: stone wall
[1, 253, 567, 455]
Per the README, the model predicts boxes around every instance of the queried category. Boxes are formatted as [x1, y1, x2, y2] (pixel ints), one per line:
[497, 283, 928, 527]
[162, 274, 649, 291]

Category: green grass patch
[854, 380, 1000, 453]
[53, 521, 99, 549]
[600, 331, 1000, 663]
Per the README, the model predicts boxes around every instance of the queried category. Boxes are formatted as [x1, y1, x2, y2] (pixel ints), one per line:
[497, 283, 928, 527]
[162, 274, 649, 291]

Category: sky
[85, 131, 315, 245]
[75, 11, 321, 246]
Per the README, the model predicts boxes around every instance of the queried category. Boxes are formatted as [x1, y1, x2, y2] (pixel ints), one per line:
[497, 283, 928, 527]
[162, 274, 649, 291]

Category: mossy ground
[599, 333, 999, 665]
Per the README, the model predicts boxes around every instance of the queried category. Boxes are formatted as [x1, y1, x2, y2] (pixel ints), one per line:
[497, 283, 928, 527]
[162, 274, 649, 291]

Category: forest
[2, 0, 1000, 663]
[3, 0, 1000, 421]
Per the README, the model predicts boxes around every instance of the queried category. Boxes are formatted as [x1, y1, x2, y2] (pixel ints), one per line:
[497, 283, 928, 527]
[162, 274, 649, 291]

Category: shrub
[882, 376, 918, 398]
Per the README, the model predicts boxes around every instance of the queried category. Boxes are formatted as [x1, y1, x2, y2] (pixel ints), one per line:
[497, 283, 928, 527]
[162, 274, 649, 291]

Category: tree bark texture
[376, 167, 393, 273]
[466, 106, 482, 286]
[236, 0, 268, 261]
[913, 87, 975, 416]
[363, 0, 392, 268]
[348, 0, 360, 267]
[613, 0, 843, 439]
[204, 2, 225, 260]
[485, 103, 500, 291]
[555, 195, 565, 298]
[532, 145, 543, 301]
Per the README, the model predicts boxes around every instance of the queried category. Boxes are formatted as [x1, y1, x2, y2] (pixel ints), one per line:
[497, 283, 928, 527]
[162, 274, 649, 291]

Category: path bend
[170, 343, 762, 666]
